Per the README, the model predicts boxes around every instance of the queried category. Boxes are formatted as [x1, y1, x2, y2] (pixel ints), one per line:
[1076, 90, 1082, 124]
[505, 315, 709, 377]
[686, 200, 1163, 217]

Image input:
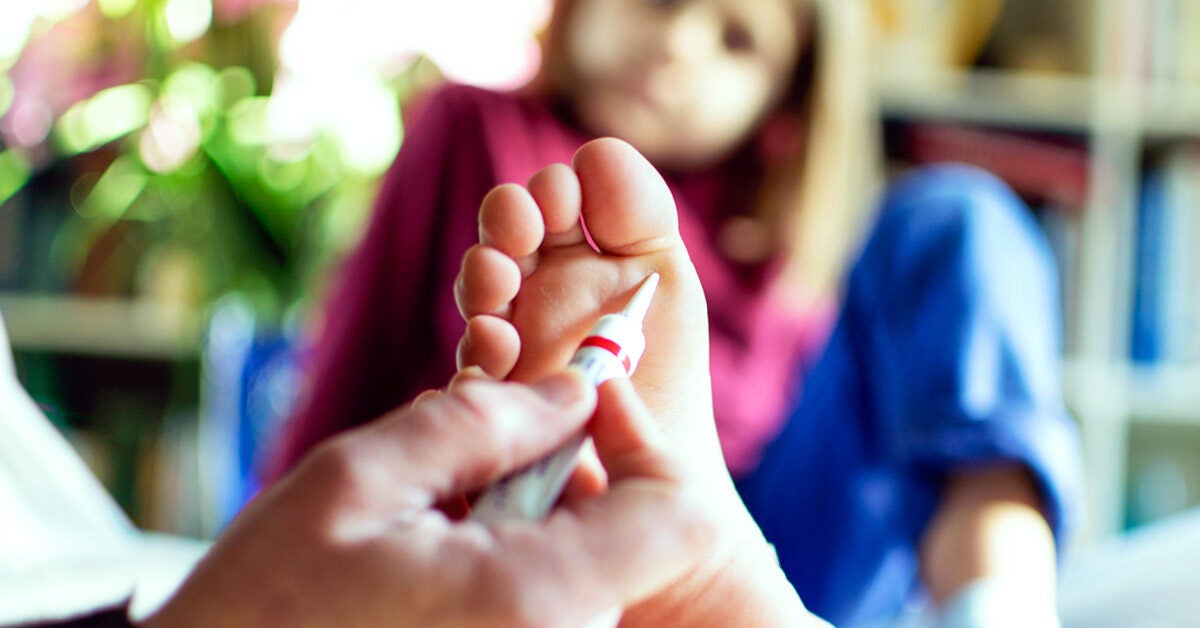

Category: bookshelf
[876, 0, 1200, 547]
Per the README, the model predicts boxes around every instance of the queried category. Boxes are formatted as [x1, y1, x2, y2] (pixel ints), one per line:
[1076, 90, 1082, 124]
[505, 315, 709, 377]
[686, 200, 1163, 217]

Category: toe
[457, 315, 521, 378]
[456, 244, 521, 319]
[527, 163, 586, 248]
[479, 183, 546, 274]
[572, 138, 680, 257]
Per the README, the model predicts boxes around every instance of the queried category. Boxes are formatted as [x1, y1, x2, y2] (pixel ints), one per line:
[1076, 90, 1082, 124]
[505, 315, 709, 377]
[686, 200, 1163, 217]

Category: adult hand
[144, 369, 713, 627]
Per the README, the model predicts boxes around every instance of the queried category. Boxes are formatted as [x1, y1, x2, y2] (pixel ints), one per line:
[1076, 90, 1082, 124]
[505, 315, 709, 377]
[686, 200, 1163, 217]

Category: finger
[544, 477, 711, 612]
[344, 370, 597, 507]
[487, 384, 705, 614]
[488, 377, 710, 613]
[456, 315, 521, 378]
[559, 442, 608, 502]
[456, 244, 521, 319]
[566, 378, 709, 601]
[588, 377, 676, 483]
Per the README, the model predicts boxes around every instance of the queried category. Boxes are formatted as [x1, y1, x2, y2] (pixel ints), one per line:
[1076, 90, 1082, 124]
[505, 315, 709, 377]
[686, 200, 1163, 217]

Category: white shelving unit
[877, 1, 1200, 548]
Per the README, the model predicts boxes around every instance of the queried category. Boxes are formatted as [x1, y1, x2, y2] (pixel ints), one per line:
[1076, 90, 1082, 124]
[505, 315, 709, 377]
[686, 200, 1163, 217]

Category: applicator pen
[470, 272, 660, 524]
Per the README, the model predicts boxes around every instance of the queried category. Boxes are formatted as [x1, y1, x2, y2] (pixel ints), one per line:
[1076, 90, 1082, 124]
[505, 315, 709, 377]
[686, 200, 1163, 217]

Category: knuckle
[300, 438, 370, 498]
[446, 379, 511, 435]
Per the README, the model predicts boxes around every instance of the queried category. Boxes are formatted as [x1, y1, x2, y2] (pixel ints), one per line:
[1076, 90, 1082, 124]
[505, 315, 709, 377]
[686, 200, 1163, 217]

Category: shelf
[1126, 364, 1200, 425]
[1063, 358, 1200, 426]
[877, 67, 1099, 132]
[1141, 82, 1200, 139]
[0, 293, 201, 360]
[879, 67, 1200, 141]
[1063, 358, 1130, 421]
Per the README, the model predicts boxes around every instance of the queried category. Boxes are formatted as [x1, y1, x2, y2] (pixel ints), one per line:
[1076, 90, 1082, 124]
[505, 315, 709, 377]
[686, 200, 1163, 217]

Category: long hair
[535, 0, 882, 310]
[768, 0, 882, 309]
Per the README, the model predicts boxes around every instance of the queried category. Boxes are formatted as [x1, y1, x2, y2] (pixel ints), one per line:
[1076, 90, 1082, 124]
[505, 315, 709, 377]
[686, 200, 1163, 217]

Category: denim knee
[850, 162, 1061, 320]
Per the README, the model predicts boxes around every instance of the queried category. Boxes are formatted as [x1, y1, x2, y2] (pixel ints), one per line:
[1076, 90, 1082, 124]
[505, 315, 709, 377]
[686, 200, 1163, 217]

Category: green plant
[1, 1, 433, 323]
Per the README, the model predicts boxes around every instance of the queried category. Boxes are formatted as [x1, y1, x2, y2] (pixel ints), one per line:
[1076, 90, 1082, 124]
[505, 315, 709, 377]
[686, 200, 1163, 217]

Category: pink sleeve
[263, 85, 586, 482]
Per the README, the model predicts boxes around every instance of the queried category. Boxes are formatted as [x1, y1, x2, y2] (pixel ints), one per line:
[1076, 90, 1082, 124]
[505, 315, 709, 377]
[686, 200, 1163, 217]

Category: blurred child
[265, 0, 1080, 624]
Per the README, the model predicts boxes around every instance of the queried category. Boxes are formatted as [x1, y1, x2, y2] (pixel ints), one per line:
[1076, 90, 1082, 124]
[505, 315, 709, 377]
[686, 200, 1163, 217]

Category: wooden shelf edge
[1063, 358, 1200, 426]
[880, 67, 1200, 139]
[0, 293, 201, 360]
[877, 67, 1100, 131]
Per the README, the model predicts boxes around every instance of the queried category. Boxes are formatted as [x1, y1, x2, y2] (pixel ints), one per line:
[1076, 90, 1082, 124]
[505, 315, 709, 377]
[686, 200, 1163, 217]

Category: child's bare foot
[455, 138, 808, 625]
[455, 137, 714, 452]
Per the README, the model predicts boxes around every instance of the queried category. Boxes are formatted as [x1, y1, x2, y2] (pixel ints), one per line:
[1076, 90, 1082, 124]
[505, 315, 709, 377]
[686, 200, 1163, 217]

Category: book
[1130, 146, 1200, 365]
[1158, 148, 1200, 364]
[896, 121, 1091, 210]
[1038, 202, 1081, 356]
[1131, 167, 1168, 364]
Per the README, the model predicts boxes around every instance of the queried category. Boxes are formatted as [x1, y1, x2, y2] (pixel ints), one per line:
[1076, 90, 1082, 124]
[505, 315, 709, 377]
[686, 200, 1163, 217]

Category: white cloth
[0, 311, 207, 623]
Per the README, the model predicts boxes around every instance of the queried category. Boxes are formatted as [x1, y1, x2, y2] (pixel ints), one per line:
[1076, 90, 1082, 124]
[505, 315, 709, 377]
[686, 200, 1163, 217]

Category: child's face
[563, 0, 805, 170]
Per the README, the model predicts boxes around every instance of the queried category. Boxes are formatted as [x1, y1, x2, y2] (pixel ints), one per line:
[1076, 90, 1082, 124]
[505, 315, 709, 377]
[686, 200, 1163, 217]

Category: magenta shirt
[266, 84, 834, 480]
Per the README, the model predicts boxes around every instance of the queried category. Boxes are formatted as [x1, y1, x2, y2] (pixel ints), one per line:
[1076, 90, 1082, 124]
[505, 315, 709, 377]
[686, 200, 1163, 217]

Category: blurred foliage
[1, 0, 438, 323]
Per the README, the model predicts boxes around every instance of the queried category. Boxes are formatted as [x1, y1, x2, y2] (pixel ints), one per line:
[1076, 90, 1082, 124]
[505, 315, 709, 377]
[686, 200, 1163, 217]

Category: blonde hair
[771, 0, 882, 308]
[536, 0, 882, 310]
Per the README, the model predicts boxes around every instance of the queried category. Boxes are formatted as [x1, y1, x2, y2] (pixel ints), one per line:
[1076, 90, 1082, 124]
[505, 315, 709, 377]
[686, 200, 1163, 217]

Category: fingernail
[458, 365, 488, 378]
[449, 366, 489, 389]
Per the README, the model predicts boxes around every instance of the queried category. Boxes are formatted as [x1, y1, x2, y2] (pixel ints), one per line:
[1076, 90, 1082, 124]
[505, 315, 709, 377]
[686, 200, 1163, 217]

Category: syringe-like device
[469, 272, 660, 524]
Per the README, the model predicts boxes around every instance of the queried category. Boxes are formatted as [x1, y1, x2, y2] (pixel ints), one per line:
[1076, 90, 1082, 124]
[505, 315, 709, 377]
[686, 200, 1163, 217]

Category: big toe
[573, 138, 682, 257]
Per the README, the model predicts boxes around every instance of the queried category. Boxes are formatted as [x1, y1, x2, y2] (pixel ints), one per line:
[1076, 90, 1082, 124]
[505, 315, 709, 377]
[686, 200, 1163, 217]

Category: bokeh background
[3, 0, 1199, 575]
